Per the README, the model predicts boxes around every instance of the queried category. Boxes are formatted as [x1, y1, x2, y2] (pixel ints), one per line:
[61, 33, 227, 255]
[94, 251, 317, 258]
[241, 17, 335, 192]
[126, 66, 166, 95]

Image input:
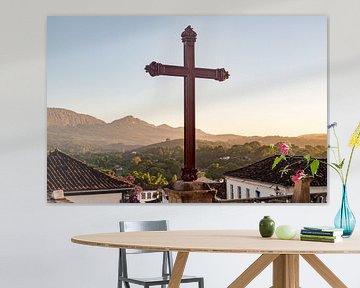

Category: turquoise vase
[334, 185, 356, 237]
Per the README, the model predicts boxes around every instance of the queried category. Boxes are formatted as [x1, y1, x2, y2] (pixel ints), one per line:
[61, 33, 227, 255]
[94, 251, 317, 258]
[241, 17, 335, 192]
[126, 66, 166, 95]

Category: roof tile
[47, 150, 134, 199]
[224, 155, 327, 187]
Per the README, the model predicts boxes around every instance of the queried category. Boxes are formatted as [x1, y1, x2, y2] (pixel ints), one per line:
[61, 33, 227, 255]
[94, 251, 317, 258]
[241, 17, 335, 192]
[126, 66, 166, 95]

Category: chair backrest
[120, 220, 168, 232]
[119, 220, 168, 254]
[118, 220, 173, 282]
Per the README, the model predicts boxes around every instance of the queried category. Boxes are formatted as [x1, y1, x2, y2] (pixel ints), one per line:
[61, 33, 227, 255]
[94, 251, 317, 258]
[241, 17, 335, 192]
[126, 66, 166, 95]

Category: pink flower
[291, 170, 305, 182]
[279, 143, 289, 155]
[124, 175, 135, 183]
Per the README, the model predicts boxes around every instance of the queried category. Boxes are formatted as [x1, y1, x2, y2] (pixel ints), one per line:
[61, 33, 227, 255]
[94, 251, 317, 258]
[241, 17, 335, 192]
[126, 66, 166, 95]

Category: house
[223, 156, 327, 200]
[47, 149, 135, 203]
[139, 189, 159, 203]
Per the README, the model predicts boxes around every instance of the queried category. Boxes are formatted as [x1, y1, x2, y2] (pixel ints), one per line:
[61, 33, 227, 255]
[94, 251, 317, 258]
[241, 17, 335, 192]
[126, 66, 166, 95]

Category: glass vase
[334, 185, 356, 237]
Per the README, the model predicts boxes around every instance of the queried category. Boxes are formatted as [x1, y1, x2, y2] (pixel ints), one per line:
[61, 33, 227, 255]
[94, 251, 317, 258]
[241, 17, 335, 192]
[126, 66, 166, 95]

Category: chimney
[52, 189, 65, 200]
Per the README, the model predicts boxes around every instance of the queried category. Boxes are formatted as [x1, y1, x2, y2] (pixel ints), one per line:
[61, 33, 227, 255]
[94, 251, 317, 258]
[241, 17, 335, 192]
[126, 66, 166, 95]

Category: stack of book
[300, 226, 344, 243]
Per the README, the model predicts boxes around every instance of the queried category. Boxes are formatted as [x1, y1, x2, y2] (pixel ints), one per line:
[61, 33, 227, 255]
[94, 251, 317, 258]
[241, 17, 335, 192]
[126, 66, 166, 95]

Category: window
[147, 192, 152, 199]
[256, 189, 261, 198]
[237, 186, 241, 199]
[141, 193, 146, 200]
[230, 184, 234, 199]
[246, 188, 250, 198]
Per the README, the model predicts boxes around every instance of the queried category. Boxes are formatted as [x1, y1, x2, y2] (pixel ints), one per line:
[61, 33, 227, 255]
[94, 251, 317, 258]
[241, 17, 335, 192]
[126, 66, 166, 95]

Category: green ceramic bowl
[275, 225, 297, 240]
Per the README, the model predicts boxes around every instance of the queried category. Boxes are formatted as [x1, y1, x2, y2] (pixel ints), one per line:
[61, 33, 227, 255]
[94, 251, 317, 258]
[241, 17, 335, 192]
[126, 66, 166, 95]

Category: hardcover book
[301, 228, 343, 237]
[300, 236, 343, 243]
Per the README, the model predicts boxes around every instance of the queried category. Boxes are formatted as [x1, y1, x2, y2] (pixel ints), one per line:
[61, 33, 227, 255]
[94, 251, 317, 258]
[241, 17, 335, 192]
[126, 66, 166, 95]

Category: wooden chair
[118, 220, 204, 288]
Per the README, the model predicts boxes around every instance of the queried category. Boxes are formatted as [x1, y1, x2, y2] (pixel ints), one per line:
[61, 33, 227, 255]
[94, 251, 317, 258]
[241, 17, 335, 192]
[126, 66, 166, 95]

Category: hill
[47, 108, 327, 153]
[48, 107, 105, 127]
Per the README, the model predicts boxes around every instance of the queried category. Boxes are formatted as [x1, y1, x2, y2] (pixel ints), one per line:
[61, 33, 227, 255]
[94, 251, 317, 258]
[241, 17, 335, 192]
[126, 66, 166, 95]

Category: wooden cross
[145, 25, 229, 182]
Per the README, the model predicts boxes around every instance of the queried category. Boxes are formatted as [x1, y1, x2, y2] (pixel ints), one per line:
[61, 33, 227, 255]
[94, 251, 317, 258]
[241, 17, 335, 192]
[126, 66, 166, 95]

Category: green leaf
[304, 154, 311, 164]
[327, 163, 341, 173]
[272, 156, 283, 169]
[332, 162, 344, 169]
[310, 159, 320, 176]
[339, 159, 345, 169]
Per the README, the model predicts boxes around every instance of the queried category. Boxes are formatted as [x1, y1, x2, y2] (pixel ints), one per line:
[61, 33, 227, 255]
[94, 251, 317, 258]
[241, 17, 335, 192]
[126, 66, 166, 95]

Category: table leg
[301, 254, 347, 288]
[228, 254, 279, 288]
[272, 254, 299, 288]
[168, 251, 189, 288]
[228, 253, 348, 288]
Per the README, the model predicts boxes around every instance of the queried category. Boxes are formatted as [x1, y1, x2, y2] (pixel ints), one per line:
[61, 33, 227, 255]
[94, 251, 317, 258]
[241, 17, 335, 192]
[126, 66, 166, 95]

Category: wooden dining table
[71, 230, 360, 288]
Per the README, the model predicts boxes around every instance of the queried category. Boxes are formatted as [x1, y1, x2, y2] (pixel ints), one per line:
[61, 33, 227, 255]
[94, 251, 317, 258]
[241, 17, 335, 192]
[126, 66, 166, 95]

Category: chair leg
[199, 278, 204, 288]
[161, 252, 168, 288]
[118, 250, 123, 288]
[118, 279, 130, 288]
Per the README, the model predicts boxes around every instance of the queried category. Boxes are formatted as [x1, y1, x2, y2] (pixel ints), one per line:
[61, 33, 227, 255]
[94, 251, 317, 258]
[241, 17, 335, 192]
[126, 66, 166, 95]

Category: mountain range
[47, 108, 327, 153]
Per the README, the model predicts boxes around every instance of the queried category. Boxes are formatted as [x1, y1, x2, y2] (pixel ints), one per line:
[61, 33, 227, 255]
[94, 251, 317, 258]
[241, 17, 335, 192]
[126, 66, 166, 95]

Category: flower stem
[345, 145, 356, 185]
[320, 160, 344, 183]
[332, 127, 346, 183]
[345, 130, 360, 185]
[333, 127, 342, 162]
[330, 148, 339, 165]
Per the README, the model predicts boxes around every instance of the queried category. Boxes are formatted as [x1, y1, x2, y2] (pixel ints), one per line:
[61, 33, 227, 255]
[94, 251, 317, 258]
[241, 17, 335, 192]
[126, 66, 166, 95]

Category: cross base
[181, 167, 198, 182]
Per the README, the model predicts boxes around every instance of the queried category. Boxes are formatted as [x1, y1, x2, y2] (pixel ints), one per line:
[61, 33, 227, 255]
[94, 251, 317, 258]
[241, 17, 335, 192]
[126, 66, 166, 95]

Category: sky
[47, 16, 327, 136]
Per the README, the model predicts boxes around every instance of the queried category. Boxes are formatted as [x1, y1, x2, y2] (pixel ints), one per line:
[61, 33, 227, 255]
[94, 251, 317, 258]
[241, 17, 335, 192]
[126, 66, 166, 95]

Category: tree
[131, 171, 169, 189]
[132, 155, 142, 165]
[206, 163, 224, 180]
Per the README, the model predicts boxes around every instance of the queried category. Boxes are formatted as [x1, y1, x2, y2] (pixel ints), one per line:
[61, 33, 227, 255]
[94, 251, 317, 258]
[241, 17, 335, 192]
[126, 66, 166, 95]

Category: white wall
[226, 177, 326, 199]
[1, 1, 360, 287]
[226, 177, 290, 199]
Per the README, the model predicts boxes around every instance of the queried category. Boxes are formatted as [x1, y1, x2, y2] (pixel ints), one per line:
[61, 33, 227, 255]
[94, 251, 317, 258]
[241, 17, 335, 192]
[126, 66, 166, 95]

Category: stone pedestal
[291, 177, 313, 203]
[165, 181, 217, 203]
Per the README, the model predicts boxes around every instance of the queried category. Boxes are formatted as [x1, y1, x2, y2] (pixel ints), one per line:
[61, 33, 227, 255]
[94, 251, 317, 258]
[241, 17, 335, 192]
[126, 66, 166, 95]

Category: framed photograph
[47, 16, 327, 204]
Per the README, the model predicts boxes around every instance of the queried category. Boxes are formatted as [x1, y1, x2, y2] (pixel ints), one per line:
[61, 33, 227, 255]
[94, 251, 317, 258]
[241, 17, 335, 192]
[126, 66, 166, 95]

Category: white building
[225, 178, 290, 199]
[224, 156, 327, 200]
[139, 190, 158, 203]
[139, 188, 169, 203]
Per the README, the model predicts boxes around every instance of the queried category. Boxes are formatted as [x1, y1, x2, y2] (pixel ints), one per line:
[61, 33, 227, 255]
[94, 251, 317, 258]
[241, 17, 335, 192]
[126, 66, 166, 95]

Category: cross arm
[194, 67, 229, 82]
[145, 62, 189, 77]
[145, 62, 230, 82]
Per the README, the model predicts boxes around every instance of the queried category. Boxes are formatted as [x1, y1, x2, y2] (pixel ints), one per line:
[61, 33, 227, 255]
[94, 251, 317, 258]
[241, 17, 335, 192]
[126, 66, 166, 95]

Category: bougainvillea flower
[291, 170, 306, 182]
[124, 175, 135, 183]
[279, 143, 289, 155]
[349, 122, 360, 148]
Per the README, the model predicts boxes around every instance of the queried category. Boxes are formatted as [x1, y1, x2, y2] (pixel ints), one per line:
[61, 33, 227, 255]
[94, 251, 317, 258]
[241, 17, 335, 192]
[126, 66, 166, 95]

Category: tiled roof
[224, 155, 327, 187]
[47, 150, 134, 199]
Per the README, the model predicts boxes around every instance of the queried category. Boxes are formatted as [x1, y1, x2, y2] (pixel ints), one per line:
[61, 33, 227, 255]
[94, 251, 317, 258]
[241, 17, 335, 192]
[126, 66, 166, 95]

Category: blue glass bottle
[334, 185, 356, 237]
